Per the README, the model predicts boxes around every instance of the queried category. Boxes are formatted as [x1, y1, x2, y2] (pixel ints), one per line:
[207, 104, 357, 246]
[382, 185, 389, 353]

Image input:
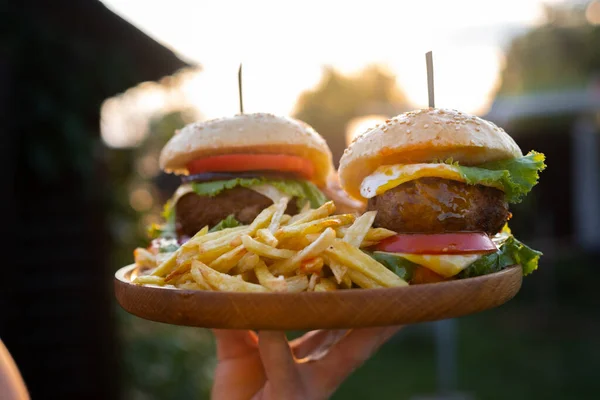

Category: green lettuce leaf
[455, 151, 546, 203]
[368, 233, 542, 280]
[191, 178, 327, 209]
[459, 236, 542, 278]
[209, 214, 241, 233]
[147, 200, 177, 239]
[368, 251, 420, 281]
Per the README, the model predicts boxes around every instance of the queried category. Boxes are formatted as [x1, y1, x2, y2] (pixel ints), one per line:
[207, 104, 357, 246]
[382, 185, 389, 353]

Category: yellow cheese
[360, 164, 466, 199]
[397, 253, 482, 278]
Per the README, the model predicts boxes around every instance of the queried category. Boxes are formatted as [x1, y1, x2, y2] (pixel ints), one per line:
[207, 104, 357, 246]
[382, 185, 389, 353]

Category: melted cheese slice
[398, 253, 482, 277]
[170, 183, 289, 205]
[249, 184, 290, 204]
[360, 164, 466, 199]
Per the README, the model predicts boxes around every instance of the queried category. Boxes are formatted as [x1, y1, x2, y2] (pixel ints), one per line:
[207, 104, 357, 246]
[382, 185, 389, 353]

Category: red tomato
[186, 154, 314, 179]
[375, 232, 497, 255]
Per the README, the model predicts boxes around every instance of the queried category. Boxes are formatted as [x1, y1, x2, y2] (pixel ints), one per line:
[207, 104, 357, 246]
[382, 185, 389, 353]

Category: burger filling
[150, 171, 327, 243]
[361, 151, 546, 283]
[175, 187, 298, 238]
[367, 178, 509, 235]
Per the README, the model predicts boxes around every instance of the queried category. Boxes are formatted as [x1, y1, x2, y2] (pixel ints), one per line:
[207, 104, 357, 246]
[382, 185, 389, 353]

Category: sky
[99, 0, 567, 147]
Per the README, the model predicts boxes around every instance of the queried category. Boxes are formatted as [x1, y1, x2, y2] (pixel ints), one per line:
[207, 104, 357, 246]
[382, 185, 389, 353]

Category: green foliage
[118, 310, 215, 400]
[499, 4, 600, 95]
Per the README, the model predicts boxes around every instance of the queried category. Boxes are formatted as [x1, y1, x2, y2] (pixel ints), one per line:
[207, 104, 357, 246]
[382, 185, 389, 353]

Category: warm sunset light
[99, 0, 566, 147]
[345, 115, 388, 146]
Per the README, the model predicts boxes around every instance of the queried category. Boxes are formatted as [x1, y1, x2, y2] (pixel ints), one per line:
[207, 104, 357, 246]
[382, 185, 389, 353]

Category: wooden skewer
[426, 51, 435, 108]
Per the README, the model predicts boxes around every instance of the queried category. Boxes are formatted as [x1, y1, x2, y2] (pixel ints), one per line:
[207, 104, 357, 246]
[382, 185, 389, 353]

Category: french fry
[138, 193, 404, 293]
[335, 226, 397, 244]
[328, 259, 348, 285]
[299, 257, 324, 275]
[256, 228, 279, 247]
[164, 261, 191, 283]
[341, 274, 353, 289]
[288, 201, 336, 225]
[192, 245, 236, 267]
[189, 263, 213, 290]
[177, 281, 204, 290]
[299, 200, 312, 213]
[277, 235, 312, 251]
[151, 251, 179, 277]
[235, 252, 260, 273]
[241, 235, 296, 259]
[364, 227, 397, 242]
[276, 214, 355, 239]
[134, 247, 156, 270]
[208, 244, 247, 273]
[185, 225, 242, 247]
[345, 269, 382, 289]
[133, 275, 166, 286]
[255, 261, 287, 292]
[192, 260, 267, 292]
[304, 233, 320, 242]
[315, 277, 338, 291]
[175, 272, 193, 285]
[285, 275, 309, 292]
[325, 240, 408, 287]
[308, 273, 319, 291]
[249, 203, 278, 233]
[268, 197, 290, 233]
[343, 211, 376, 247]
[271, 228, 336, 275]
[152, 225, 211, 277]
[198, 227, 251, 252]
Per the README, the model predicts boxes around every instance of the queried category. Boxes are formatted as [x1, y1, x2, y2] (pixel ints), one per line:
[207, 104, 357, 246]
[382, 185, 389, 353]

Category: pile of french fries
[132, 200, 408, 292]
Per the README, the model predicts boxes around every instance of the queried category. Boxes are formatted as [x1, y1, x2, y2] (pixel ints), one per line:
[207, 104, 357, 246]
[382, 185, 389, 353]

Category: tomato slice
[186, 154, 314, 180]
[375, 232, 497, 255]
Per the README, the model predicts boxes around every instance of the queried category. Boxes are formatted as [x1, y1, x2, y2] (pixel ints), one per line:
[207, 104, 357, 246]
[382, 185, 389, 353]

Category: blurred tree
[293, 65, 411, 166]
[107, 108, 197, 270]
[498, 2, 600, 95]
[2, 1, 189, 399]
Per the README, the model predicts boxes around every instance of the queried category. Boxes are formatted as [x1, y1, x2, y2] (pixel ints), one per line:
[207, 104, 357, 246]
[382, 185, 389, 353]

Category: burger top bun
[159, 113, 334, 186]
[338, 108, 523, 200]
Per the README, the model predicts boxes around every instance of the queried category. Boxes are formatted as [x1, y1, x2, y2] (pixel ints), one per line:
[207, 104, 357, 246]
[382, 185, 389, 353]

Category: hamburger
[338, 108, 546, 284]
[150, 113, 336, 246]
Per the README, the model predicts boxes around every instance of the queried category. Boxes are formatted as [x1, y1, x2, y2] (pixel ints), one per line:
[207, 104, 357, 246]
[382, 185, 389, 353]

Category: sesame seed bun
[338, 108, 523, 200]
[159, 113, 334, 186]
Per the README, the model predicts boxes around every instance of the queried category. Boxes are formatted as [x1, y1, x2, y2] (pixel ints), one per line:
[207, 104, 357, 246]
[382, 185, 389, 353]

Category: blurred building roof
[485, 78, 600, 127]
[32, 0, 193, 88]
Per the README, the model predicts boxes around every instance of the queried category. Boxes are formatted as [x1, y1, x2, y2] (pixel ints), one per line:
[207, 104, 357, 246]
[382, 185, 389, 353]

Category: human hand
[0, 340, 29, 400]
[211, 326, 402, 400]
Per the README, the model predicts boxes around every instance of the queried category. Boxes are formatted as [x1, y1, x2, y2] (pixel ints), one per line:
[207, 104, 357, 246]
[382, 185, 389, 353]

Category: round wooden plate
[114, 264, 522, 330]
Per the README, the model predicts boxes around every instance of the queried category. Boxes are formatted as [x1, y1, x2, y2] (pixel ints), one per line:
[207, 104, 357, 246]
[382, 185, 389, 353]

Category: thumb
[257, 331, 305, 400]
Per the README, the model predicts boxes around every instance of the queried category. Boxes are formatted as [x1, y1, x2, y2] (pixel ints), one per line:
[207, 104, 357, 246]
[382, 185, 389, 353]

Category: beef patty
[367, 178, 509, 235]
[176, 187, 298, 237]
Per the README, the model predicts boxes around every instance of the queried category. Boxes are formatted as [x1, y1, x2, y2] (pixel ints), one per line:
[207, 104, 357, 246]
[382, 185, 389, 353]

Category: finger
[304, 326, 402, 394]
[212, 329, 258, 361]
[258, 331, 303, 398]
[290, 330, 348, 361]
